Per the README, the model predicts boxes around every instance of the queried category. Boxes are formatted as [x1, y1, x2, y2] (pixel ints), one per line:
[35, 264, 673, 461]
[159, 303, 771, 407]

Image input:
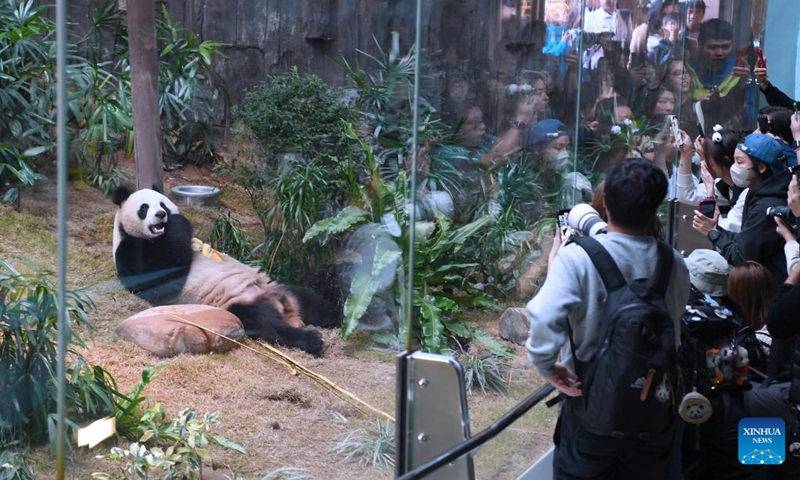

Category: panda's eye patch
[138, 204, 149, 220]
[160, 202, 171, 214]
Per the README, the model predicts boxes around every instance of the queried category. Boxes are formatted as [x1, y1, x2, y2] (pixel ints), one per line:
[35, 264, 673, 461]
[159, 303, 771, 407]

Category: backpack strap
[572, 236, 626, 292]
[573, 236, 674, 295]
[652, 240, 674, 297]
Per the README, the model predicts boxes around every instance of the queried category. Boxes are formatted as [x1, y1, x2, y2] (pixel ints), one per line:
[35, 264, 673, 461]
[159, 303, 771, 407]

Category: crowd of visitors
[446, 1, 800, 479]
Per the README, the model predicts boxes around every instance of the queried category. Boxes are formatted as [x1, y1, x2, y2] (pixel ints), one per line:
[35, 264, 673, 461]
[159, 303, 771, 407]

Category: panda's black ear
[111, 186, 131, 206]
[152, 184, 162, 194]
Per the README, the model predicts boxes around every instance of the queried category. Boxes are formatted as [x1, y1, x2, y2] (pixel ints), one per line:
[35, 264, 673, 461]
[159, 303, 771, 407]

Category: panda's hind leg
[228, 302, 323, 356]
[284, 285, 343, 329]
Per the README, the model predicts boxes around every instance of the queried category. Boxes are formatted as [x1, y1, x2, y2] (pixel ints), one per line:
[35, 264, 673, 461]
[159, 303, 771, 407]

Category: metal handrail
[397, 382, 557, 480]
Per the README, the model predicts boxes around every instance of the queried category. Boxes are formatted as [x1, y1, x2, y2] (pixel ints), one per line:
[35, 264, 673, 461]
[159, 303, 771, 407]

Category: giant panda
[111, 186, 341, 356]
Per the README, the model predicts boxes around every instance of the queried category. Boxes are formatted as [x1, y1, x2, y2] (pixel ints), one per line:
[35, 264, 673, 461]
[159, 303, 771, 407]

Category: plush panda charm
[111, 186, 342, 356]
[678, 388, 712, 424]
[655, 375, 671, 403]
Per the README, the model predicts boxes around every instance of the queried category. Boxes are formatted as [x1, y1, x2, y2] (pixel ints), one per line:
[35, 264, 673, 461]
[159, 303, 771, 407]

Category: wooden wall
[42, 0, 543, 127]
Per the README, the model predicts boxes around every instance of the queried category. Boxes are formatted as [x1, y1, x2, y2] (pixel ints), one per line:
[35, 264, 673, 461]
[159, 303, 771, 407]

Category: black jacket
[766, 283, 800, 403]
[761, 82, 798, 110]
[710, 170, 792, 286]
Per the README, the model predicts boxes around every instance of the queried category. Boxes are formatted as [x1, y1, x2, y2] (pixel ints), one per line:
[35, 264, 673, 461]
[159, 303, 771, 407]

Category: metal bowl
[170, 185, 221, 207]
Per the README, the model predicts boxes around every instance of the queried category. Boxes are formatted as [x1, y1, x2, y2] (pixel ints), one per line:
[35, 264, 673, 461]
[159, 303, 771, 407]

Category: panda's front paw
[300, 329, 324, 356]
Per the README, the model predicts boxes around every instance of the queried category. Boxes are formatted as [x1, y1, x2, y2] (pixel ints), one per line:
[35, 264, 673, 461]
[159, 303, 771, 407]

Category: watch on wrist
[708, 229, 721, 242]
[510, 120, 529, 132]
[792, 140, 800, 151]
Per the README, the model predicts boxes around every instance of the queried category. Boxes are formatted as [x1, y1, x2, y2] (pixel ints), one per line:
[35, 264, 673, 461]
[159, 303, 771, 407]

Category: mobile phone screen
[699, 199, 716, 218]
[757, 115, 770, 134]
[697, 122, 705, 138]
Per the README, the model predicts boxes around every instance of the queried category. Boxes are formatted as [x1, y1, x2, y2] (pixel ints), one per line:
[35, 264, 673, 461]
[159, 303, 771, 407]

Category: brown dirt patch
[5, 160, 555, 479]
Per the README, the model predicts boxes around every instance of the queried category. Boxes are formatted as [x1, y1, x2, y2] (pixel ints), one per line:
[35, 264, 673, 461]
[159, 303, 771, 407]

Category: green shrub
[304, 132, 511, 356]
[227, 68, 361, 281]
[208, 212, 254, 262]
[93, 404, 246, 480]
[0, 260, 144, 449]
[0, 0, 54, 191]
[234, 66, 357, 163]
[331, 418, 395, 470]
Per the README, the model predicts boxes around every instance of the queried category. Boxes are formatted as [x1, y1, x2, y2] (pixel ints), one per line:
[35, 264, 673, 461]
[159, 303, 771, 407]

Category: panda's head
[112, 186, 179, 242]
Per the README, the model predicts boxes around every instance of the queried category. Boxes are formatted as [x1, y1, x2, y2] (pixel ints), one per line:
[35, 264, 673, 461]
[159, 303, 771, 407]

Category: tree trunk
[128, 0, 163, 191]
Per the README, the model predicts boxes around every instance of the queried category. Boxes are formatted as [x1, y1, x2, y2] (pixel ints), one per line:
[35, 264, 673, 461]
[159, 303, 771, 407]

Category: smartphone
[737, 45, 750, 66]
[557, 208, 572, 239]
[697, 122, 705, 139]
[698, 198, 716, 218]
[755, 45, 766, 68]
[669, 115, 684, 148]
[757, 114, 771, 134]
[790, 164, 800, 181]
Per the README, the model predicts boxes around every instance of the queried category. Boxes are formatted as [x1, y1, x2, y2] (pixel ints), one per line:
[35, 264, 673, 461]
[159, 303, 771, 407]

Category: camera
[568, 203, 608, 237]
[766, 205, 795, 230]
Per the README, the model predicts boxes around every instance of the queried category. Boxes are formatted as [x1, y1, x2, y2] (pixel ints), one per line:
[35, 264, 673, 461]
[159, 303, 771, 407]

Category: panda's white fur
[112, 186, 340, 355]
[112, 188, 179, 260]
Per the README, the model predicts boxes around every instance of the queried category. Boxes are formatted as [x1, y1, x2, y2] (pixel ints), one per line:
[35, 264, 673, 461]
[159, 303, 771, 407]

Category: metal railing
[397, 383, 557, 480]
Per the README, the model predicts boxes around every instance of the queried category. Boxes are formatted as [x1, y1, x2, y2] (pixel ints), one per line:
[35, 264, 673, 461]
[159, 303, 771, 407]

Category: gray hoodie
[525, 232, 690, 377]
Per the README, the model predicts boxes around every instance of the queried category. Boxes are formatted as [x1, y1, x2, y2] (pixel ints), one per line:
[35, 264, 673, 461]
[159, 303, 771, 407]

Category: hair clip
[712, 124, 723, 143]
[506, 83, 533, 95]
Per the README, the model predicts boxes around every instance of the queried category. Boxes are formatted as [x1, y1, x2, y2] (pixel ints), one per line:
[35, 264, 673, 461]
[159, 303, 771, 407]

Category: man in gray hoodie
[526, 158, 690, 479]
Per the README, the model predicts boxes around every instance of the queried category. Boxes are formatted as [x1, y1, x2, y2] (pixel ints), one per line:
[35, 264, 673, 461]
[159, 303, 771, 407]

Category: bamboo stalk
[164, 312, 395, 423]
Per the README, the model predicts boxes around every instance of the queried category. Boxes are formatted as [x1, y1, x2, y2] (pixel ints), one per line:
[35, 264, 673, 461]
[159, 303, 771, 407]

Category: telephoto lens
[766, 205, 792, 219]
[568, 203, 608, 236]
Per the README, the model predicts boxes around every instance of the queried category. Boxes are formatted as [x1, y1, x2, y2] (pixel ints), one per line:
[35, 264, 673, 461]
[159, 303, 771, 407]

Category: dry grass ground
[0, 164, 555, 479]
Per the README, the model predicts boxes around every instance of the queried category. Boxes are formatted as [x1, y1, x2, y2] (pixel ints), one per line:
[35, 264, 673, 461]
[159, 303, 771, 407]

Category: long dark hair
[702, 127, 740, 170]
[727, 261, 775, 330]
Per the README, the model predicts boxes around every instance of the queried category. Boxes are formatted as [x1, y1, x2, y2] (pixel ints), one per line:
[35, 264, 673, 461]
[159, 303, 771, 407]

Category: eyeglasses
[706, 43, 732, 51]
[464, 118, 485, 126]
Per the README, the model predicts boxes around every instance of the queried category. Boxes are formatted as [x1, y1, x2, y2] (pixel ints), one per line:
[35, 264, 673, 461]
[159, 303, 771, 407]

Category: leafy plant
[156, 5, 227, 167]
[234, 65, 357, 164]
[0, 260, 94, 445]
[305, 132, 510, 356]
[208, 212, 255, 262]
[228, 67, 360, 281]
[0, 0, 54, 191]
[331, 418, 395, 469]
[0, 446, 36, 480]
[340, 35, 449, 173]
[91, 167, 129, 196]
[0, 260, 151, 453]
[457, 350, 515, 396]
[93, 404, 246, 480]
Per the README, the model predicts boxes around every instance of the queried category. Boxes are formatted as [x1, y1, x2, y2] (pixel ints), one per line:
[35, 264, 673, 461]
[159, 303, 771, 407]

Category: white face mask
[544, 150, 571, 170]
[729, 164, 753, 188]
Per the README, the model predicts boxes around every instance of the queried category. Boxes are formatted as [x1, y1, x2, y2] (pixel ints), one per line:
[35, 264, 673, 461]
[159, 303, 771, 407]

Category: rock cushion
[116, 305, 245, 357]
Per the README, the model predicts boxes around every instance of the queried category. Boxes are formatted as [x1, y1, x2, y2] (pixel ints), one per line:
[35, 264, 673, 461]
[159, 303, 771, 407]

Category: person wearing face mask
[528, 119, 593, 209]
[694, 133, 792, 286]
[676, 125, 745, 232]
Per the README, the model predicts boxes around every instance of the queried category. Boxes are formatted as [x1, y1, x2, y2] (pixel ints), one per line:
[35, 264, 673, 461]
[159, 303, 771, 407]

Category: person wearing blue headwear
[696, 133, 792, 286]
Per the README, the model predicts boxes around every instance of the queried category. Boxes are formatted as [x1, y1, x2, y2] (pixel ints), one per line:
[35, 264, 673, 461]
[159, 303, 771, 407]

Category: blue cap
[736, 133, 787, 174]
[528, 119, 571, 147]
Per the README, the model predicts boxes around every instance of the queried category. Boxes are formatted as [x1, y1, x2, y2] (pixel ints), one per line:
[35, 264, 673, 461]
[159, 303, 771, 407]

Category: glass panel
[413, 0, 771, 477]
[1, 0, 773, 478]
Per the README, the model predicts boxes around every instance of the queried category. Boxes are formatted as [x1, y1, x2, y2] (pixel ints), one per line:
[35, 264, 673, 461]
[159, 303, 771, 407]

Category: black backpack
[680, 299, 764, 397]
[569, 236, 677, 439]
